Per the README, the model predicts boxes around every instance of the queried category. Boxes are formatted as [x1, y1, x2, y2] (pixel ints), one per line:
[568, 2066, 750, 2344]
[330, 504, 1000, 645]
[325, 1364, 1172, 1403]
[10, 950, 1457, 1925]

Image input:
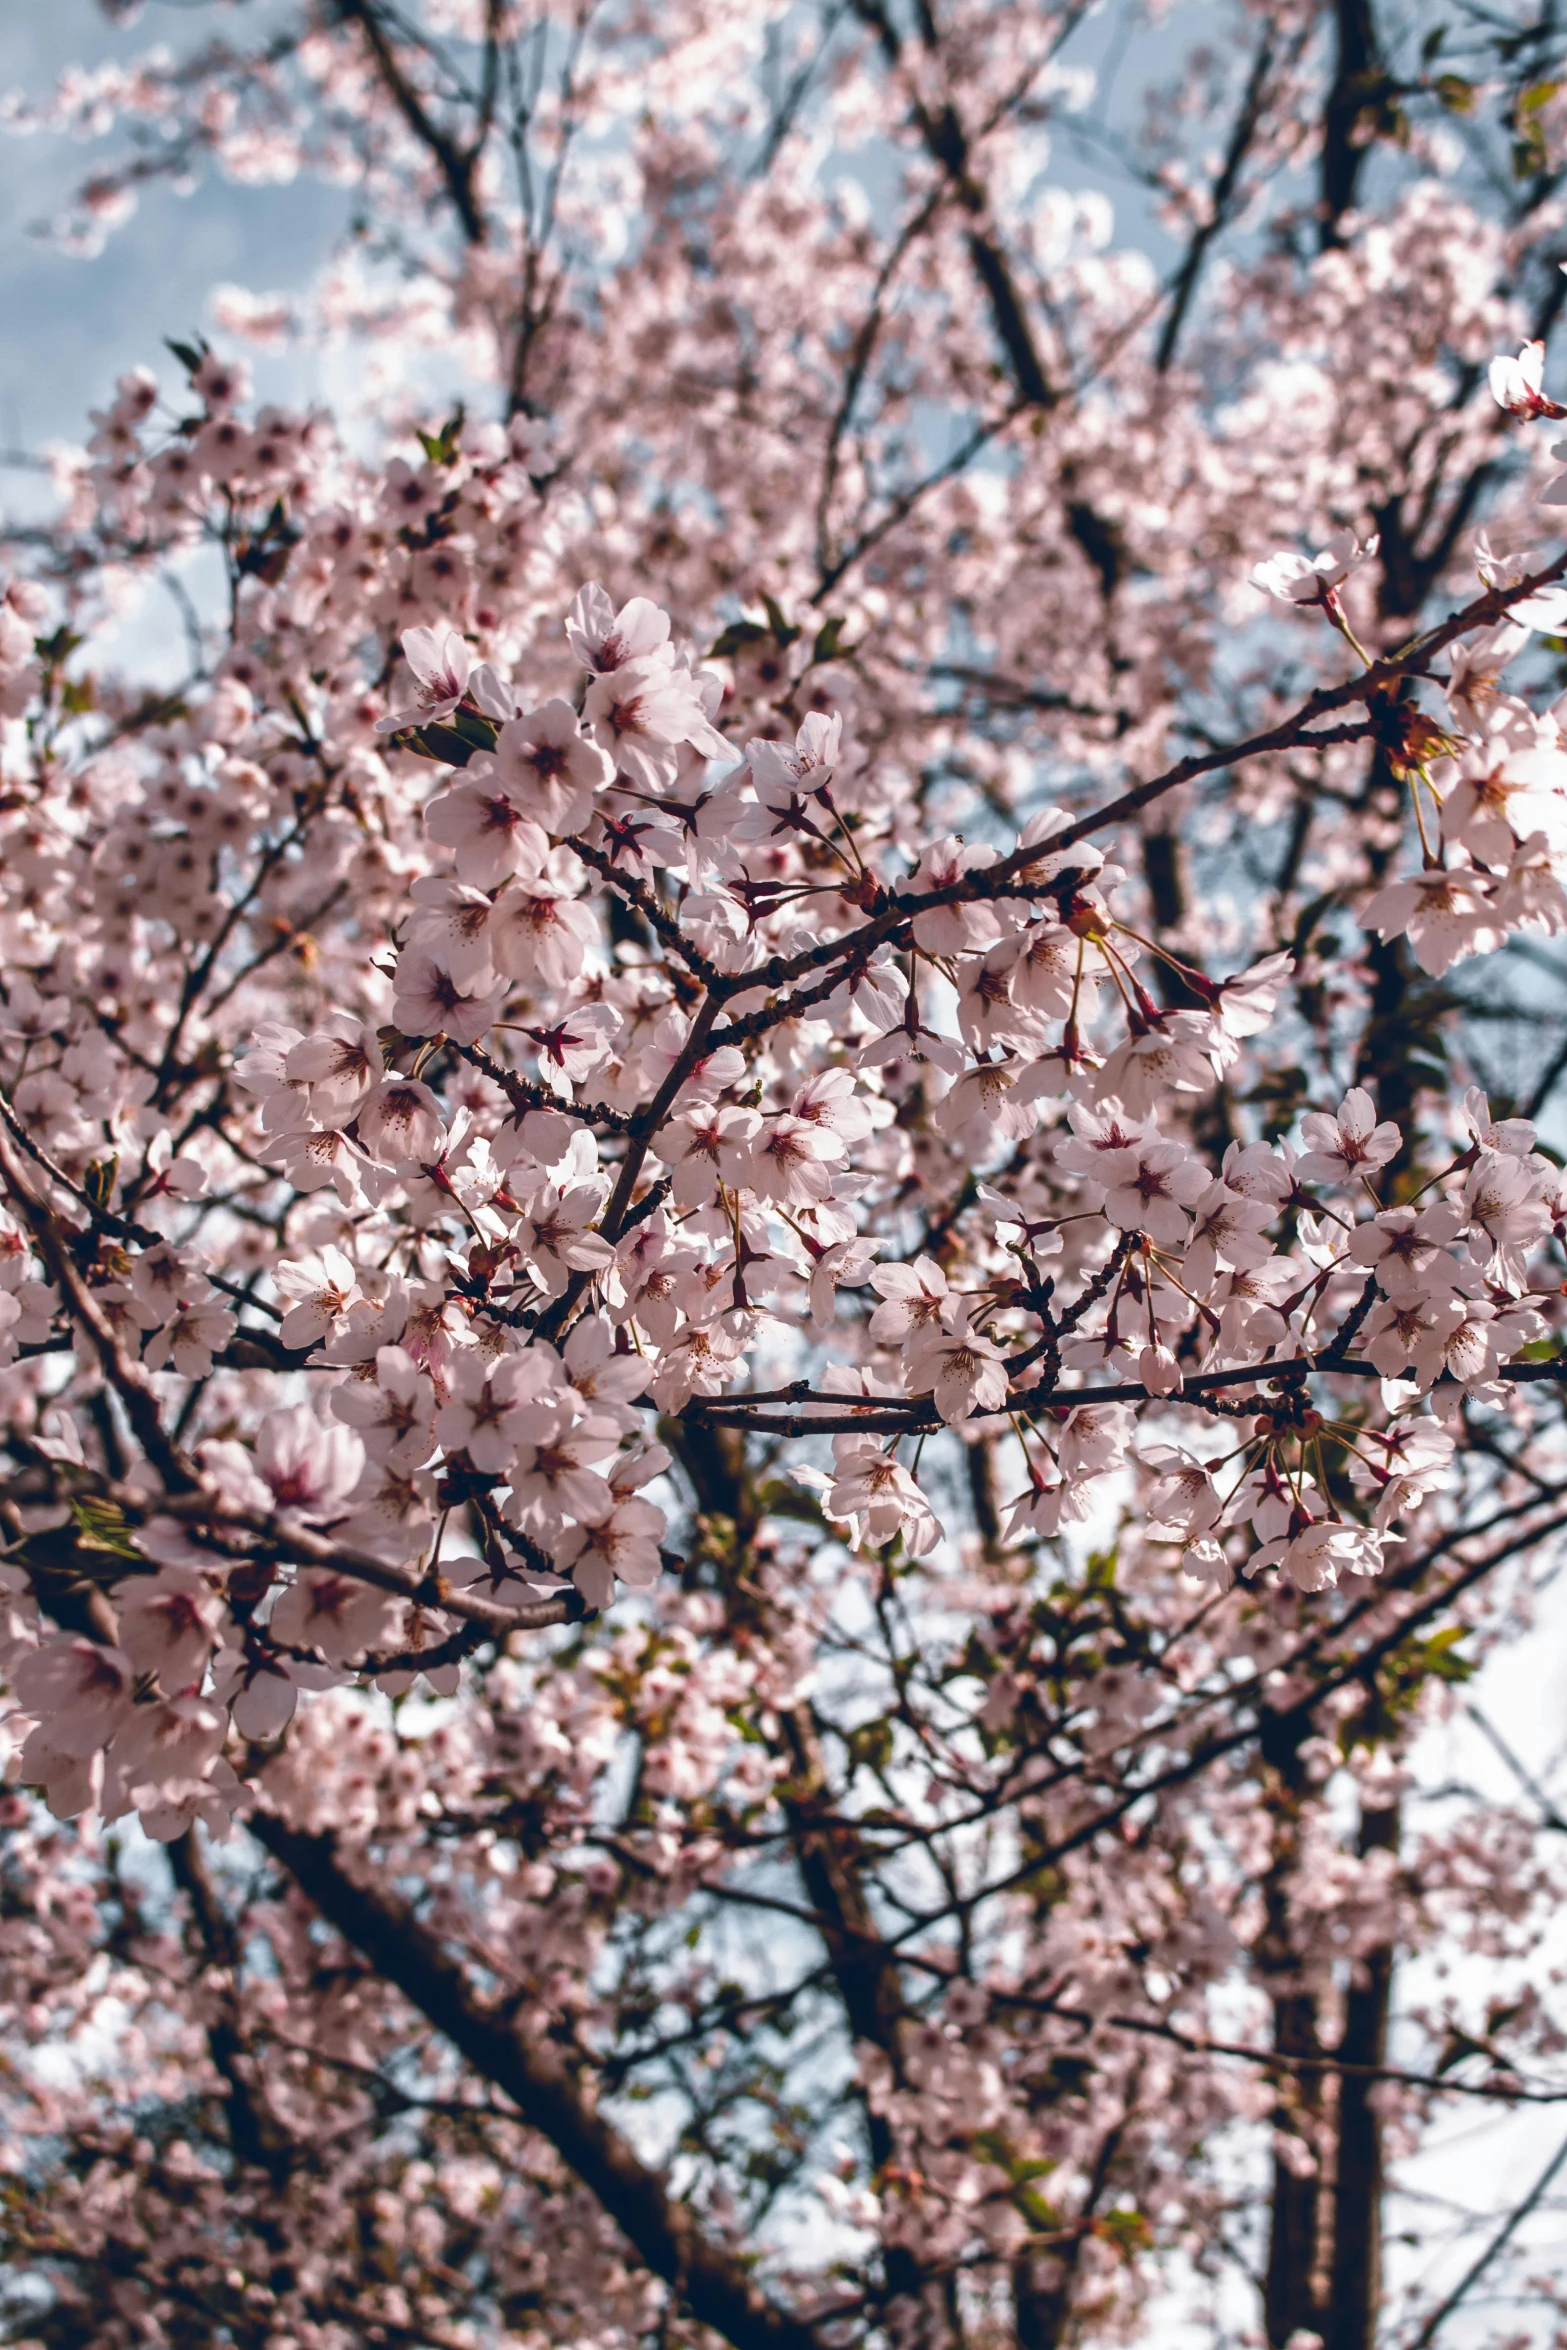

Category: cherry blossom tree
[5, 3, 1567, 2346]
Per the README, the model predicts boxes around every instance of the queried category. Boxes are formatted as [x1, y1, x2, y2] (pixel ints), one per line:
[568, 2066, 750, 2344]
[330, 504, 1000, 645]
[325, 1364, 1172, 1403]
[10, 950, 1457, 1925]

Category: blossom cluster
[0, 354, 1566, 1838]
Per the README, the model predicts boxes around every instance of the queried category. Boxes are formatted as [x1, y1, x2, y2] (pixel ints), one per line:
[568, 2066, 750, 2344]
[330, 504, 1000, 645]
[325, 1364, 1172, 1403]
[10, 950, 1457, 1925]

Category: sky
[0, 8, 343, 464]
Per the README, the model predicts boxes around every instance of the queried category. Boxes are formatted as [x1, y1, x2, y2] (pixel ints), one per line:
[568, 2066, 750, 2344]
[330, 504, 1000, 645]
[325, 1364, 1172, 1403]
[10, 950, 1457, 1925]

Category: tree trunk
[1319, 0, 1382, 248]
[1326, 1800, 1399, 2350]
[1260, 1712, 1325, 2347]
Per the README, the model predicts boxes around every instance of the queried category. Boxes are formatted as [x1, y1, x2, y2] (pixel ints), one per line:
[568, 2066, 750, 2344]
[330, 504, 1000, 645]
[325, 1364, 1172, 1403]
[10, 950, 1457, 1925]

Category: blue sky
[0, 8, 343, 464]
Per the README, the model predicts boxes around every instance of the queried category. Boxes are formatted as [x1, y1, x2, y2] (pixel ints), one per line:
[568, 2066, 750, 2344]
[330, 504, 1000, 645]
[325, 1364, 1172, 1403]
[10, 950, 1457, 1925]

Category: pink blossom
[1252, 529, 1378, 604]
[868, 1255, 949, 1344]
[663, 1100, 762, 1207]
[822, 1437, 942, 1555]
[1489, 339, 1564, 419]
[1346, 1201, 1465, 1292]
[746, 1113, 846, 1205]
[509, 1403, 621, 1532]
[1182, 1181, 1274, 1291]
[426, 778, 549, 887]
[495, 700, 613, 835]
[565, 583, 672, 674]
[515, 1183, 615, 1296]
[13, 1637, 134, 1757]
[356, 1078, 446, 1166]
[255, 1402, 364, 1516]
[1463, 1086, 1536, 1157]
[1055, 1099, 1150, 1185]
[1094, 1140, 1209, 1248]
[269, 1569, 400, 1663]
[274, 1245, 360, 1349]
[283, 1017, 382, 1126]
[552, 1495, 667, 1608]
[909, 837, 1002, 954]
[748, 712, 843, 811]
[906, 1302, 1009, 1425]
[1143, 1447, 1224, 1539]
[1295, 1088, 1401, 1185]
[434, 1348, 554, 1473]
[143, 1298, 235, 1376]
[1361, 866, 1504, 977]
[583, 658, 725, 792]
[490, 882, 598, 989]
[117, 1571, 223, 1690]
[376, 622, 472, 734]
[330, 1345, 438, 1470]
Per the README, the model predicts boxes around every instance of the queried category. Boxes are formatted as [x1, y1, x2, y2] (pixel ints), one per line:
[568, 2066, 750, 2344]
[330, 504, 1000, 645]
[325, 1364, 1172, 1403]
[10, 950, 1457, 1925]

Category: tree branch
[1407, 2119, 1567, 2348]
[336, 0, 488, 244]
[1156, 27, 1276, 372]
[249, 1814, 827, 2350]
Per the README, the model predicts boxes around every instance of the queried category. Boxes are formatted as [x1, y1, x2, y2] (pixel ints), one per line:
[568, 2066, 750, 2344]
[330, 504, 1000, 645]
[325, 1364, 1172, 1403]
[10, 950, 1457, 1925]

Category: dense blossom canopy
[5, 3, 1567, 2347]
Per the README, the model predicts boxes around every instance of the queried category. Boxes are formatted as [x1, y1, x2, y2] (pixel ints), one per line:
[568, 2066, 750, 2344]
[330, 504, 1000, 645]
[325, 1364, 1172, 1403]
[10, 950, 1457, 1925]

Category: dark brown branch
[900, 1504, 1567, 1936]
[1156, 27, 1277, 372]
[0, 1128, 198, 1495]
[777, 1702, 921, 2300]
[847, 0, 1055, 407]
[1407, 2120, 1567, 2348]
[1326, 1797, 1398, 2350]
[335, 0, 488, 244]
[1260, 1712, 1324, 2348]
[169, 1829, 293, 2183]
[686, 1351, 1567, 1439]
[450, 1037, 636, 1134]
[569, 837, 726, 988]
[981, 1980, 1567, 2107]
[249, 1814, 827, 2350]
[141, 1491, 576, 1639]
[1319, 0, 1385, 249]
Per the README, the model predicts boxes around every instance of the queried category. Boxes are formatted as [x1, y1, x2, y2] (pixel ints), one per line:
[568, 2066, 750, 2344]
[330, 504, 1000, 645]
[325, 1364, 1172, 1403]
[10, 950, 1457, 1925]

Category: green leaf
[1421, 1627, 1476, 1684]
[1435, 73, 1474, 114]
[449, 704, 502, 751]
[1013, 2184, 1063, 2231]
[755, 1478, 827, 1527]
[1519, 79, 1562, 117]
[811, 614, 850, 664]
[396, 721, 482, 766]
[34, 627, 84, 668]
[164, 336, 209, 377]
[82, 1155, 118, 1211]
[1421, 26, 1446, 62]
[1288, 888, 1340, 958]
[416, 404, 467, 466]
[847, 1717, 894, 1771]
[760, 592, 801, 647]
[709, 619, 771, 658]
[1085, 1547, 1118, 1591]
[69, 1498, 142, 1560]
[1097, 2206, 1152, 2255]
